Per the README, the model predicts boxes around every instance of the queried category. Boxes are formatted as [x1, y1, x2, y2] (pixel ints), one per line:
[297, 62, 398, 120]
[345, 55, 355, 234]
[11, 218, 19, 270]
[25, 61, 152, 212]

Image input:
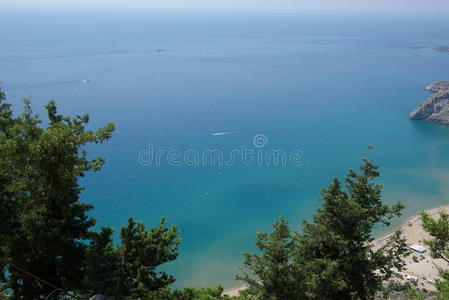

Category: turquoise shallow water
[2, 10, 449, 288]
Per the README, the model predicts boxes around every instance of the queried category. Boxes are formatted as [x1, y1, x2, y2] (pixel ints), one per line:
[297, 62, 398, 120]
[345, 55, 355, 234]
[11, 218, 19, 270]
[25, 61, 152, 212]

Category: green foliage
[421, 211, 449, 299]
[0, 93, 115, 298]
[403, 288, 426, 300]
[80, 217, 181, 299]
[297, 158, 408, 299]
[421, 211, 449, 264]
[81, 227, 119, 296]
[0, 91, 181, 299]
[237, 217, 300, 300]
[114, 217, 181, 298]
[436, 271, 449, 300]
[238, 157, 409, 300]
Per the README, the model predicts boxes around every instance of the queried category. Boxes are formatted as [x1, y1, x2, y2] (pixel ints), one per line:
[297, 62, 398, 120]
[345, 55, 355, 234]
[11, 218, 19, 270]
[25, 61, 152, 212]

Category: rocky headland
[409, 81, 449, 125]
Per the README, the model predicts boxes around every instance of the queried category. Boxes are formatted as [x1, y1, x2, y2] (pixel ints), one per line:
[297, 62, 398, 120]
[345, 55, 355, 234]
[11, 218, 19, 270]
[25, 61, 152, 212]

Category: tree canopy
[421, 210, 449, 298]
[238, 158, 409, 300]
[0, 93, 114, 298]
[0, 92, 184, 299]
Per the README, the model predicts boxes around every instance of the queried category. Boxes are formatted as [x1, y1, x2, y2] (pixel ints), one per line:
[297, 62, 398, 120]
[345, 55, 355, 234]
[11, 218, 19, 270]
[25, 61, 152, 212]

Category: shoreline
[224, 204, 449, 296]
[372, 204, 449, 247]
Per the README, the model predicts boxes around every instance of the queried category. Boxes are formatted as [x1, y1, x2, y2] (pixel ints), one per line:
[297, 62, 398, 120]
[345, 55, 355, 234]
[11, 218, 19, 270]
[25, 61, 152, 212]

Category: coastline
[224, 204, 449, 296]
[370, 204, 449, 292]
[372, 204, 449, 248]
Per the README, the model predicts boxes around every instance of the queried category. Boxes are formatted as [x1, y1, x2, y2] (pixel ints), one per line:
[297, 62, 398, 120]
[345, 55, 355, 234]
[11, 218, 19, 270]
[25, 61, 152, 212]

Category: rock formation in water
[409, 81, 449, 125]
[408, 46, 449, 52]
[425, 81, 449, 92]
[435, 47, 449, 52]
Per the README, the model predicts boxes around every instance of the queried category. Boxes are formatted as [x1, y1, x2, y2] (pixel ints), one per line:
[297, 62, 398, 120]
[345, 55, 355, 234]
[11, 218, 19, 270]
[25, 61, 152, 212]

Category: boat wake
[211, 131, 232, 136]
[5, 79, 90, 91]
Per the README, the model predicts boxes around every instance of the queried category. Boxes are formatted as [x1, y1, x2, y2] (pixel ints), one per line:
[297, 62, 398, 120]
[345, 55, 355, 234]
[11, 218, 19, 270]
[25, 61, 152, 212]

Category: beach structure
[410, 244, 426, 253]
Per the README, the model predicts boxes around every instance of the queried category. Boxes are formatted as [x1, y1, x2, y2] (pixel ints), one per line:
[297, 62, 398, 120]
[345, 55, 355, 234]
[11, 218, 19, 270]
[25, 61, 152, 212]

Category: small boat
[211, 132, 231, 136]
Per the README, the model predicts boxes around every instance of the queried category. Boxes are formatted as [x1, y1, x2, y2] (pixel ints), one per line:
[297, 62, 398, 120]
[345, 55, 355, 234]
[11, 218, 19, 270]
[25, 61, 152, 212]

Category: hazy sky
[1, 0, 449, 14]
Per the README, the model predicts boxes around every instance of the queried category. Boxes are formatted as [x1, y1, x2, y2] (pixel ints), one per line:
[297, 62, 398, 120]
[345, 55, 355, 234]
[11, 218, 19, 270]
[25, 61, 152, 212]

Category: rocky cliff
[409, 81, 449, 125]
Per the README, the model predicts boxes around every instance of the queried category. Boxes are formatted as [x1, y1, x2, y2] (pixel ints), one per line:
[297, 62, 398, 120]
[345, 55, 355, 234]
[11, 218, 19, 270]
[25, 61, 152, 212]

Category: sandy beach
[372, 204, 449, 292]
[224, 205, 449, 296]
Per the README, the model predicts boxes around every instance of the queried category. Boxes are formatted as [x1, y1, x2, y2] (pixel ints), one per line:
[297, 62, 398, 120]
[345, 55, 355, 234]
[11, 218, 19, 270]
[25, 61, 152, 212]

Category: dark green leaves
[237, 217, 299, 300]
[0, 91, 115, 299]
[115, 217, 181, 298]
[238, 158, 407, 300]
[421, 210, 449, 298]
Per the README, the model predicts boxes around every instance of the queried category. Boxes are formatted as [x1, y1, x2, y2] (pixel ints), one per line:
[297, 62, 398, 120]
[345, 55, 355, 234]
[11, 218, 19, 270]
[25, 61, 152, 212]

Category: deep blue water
[2, 10, 449, 288]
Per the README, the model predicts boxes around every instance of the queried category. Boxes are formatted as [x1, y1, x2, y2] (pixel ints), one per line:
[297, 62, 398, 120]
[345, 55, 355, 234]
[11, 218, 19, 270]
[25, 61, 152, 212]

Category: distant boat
[211, 132, 231, 136]
[156, 49, 165, 52]
[81, 79, 90, 83]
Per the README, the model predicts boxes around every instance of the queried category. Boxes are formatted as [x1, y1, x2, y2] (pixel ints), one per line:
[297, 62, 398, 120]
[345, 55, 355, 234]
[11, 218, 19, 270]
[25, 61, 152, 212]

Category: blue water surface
[1, 10, 449, 288]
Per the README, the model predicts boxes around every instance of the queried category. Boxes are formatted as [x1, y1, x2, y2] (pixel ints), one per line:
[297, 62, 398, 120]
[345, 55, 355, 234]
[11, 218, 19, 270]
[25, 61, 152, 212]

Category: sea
[1, 9, 449, 288]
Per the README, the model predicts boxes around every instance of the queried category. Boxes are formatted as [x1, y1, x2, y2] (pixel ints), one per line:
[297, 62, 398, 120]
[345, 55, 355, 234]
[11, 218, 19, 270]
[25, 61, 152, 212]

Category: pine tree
[238, 157, 409, 300]
[0, 91, 189, 299]
[81, 227, 119, 296]
[297, 158, 408, 299]
[114, 217, 181, 299]
[421, 210, 449, 298]
[237, 217, 301, 300]
[0, 92, 115, 298]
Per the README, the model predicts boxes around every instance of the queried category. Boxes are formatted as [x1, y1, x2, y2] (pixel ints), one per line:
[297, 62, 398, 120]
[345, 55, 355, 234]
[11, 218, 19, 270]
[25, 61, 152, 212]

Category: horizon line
[1, 5, 449, 18]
